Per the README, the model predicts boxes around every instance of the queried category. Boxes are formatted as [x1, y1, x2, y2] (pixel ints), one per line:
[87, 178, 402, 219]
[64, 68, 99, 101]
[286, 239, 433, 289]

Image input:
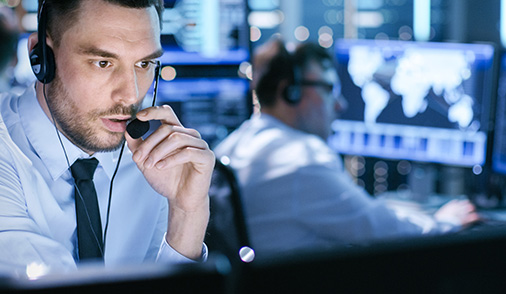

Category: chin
[89, 132, 125, 152]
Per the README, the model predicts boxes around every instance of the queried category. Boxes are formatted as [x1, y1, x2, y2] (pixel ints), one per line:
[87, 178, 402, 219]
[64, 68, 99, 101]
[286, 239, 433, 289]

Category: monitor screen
[329, 39, 495, 167]
[13, 33, 37, 88]
[155, 77, 251, 147]
[160, 0, 249, 65]
[492, 53, 506, 174]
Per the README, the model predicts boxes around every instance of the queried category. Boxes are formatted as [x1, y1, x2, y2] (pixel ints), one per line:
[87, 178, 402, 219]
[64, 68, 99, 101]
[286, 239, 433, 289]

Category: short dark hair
[292, 42, 333, 77]
[38, 0, 164, 47]
[0, 11, 18, 71]
[254, 40, 334, 107]
[254, 39, 293, 107]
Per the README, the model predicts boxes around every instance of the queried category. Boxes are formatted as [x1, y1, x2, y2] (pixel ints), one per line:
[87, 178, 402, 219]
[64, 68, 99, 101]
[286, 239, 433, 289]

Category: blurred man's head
[254, 39, 344, 139]
[0, 6, 19, 80]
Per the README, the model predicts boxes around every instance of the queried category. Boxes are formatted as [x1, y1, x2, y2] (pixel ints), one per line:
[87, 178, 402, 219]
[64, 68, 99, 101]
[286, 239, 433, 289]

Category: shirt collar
[19, 84, 119, 181]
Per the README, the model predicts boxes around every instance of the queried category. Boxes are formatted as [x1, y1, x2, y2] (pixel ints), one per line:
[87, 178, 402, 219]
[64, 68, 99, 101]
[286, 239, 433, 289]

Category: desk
[378, 190, 506, 229]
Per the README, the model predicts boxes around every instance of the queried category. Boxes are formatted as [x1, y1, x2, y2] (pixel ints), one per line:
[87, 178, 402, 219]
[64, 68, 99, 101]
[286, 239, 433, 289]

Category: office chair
[205, 157, 251, 264]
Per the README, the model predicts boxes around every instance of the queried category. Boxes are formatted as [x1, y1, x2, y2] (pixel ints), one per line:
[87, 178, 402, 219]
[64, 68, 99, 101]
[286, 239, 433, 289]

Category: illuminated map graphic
[329, 40, 495, 167]
[347, 45, 476, 130]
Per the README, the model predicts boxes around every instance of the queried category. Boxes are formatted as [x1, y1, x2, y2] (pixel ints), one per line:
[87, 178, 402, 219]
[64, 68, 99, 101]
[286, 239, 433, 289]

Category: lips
[101, 116, 131, 133]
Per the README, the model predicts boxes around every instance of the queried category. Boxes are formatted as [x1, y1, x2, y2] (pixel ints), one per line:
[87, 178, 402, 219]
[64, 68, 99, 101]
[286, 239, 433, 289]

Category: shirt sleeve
[0, 121, 77, 273]
[156, 233, 208, 264]
[293, 163, 448, 244]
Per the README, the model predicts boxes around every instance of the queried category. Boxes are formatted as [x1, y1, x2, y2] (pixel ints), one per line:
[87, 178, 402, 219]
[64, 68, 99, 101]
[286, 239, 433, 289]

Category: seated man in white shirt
[0, 0, 214, 273]
[214, 38, 480, 256]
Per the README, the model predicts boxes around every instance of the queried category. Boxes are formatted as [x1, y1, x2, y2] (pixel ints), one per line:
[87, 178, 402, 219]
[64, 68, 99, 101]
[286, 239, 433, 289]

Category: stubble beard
[46, 74, 140, 153]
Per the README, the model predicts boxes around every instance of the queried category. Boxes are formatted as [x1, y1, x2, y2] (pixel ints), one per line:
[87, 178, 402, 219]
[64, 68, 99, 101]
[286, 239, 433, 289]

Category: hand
[434, 199, 481, 228]
[126, 105, 214, 207]
[125, 104, 214, 259]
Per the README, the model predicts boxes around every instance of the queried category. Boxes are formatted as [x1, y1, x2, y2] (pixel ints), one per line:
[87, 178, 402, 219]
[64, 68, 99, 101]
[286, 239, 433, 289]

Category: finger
[134, 125, 202, 163]
[136, 105, 182, 126]
[144, 132, 210, 169]
[153, 146, 215, 170]
[456, 200, 476, 212]
[125, 129, 144, 156]
[465, 213, 481, 225]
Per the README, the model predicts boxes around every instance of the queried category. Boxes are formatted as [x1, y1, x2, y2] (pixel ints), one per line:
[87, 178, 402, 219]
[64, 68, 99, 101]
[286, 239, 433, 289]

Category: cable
[42, 82, 106, 258]
[103, 143, 124, 249]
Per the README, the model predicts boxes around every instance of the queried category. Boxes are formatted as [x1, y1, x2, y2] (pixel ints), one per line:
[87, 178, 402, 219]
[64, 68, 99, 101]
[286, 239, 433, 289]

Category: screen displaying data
[492, 54, 506, 174]
[329, 39, 495, 167]
[160, 0, 249, 65]
[156, 77, 251, 147]
[155, 0, 251, 146]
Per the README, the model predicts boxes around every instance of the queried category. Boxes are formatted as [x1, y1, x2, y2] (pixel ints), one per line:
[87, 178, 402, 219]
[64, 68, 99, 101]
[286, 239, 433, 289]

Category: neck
[261, 100, 297, 129]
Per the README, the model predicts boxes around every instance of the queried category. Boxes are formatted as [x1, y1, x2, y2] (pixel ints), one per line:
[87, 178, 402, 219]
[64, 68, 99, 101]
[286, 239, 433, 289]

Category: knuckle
[161, 104, 173, 110]
[187, 128, 201, 138]
[159, 123, 173, 133]
[169, 131, 185, 141]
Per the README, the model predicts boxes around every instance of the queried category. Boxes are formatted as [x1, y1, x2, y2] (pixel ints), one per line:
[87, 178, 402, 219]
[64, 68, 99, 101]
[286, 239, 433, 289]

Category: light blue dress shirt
[0, 86, 204, 273]
[214, 114, 455, 256]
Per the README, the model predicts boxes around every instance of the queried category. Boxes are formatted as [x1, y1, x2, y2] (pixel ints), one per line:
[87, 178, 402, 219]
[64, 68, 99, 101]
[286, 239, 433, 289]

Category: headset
[282, 55, 337, 105]
[30, 0, 55, 84]
[283, 57, 302, 105]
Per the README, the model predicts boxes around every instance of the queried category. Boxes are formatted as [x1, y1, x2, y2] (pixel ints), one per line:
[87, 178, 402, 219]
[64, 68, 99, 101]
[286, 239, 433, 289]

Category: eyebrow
[78, 46, 164, 61]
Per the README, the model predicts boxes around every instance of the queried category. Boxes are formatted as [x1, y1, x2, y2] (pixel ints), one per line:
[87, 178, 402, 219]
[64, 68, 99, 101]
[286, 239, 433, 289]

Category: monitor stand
[408, 162, 437, 203]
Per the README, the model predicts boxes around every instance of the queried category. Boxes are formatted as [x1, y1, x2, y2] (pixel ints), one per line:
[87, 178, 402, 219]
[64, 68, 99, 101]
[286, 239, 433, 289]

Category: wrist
[166, 197, 210, 260]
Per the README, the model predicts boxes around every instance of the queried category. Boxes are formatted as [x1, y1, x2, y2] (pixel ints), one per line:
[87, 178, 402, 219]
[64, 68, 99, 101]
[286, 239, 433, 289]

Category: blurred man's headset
[283, 58, 302, 105]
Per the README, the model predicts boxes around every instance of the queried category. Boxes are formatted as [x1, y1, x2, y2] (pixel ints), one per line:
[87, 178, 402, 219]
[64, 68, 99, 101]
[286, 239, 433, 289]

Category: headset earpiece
[284, 84, 301, 104]
[30, 43, 55, 83]
[30, 0, 56, 84]
[283, 60, 302, 104]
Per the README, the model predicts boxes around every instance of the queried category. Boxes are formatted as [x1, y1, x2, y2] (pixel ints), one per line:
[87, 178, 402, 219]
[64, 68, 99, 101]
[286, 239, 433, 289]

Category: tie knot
[71, 158, 99, 181]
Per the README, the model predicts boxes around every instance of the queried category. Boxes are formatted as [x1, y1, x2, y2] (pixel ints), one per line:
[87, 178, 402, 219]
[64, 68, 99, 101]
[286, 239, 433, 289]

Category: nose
[112, 67, 139, 105]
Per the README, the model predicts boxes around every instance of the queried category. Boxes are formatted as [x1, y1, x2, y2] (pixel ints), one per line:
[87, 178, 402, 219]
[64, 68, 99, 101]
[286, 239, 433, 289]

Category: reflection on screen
[329, 39, 495, 167]
[156, 77, 250, 146]
[160, 0, 249, 65]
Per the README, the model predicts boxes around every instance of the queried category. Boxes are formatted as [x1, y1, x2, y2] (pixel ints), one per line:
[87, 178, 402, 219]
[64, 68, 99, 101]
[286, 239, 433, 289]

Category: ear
[27, 32, 38, 53]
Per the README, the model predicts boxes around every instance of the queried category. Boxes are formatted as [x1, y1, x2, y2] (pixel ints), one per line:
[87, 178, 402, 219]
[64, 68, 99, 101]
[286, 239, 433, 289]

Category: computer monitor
[329, 39, 496, 168]
[160, 0, 249, 65]
[153, 0, 251, 146]
[491, 53, 506, 175]
[155, 77, 251, 147]
[234, 228, 506, 293]
[0, 255, 230, 293]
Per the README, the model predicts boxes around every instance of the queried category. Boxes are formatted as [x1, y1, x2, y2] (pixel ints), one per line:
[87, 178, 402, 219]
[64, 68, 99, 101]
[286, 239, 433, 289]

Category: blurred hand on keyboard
[434, 199, 481, 228]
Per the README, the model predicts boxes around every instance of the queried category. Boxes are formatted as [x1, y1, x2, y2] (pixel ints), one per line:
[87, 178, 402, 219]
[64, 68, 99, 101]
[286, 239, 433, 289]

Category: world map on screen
[347, 45, 477, 130]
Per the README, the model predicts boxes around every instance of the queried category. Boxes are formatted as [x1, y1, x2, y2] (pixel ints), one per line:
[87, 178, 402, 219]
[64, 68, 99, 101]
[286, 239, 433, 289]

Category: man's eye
[95, 60, 111, 68]
[137, 61, 154, 69]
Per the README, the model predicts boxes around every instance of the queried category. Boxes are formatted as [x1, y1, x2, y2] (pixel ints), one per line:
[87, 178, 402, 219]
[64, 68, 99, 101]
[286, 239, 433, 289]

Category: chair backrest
[205, 157, 251, 264]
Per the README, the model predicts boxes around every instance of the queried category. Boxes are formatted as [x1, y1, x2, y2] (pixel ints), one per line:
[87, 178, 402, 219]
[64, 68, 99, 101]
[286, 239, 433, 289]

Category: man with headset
[214, 38, 480, 256]
[0, 0, 214, 272]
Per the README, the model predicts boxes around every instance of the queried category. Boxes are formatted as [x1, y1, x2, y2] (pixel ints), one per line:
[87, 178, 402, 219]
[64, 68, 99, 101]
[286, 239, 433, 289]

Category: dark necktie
[70, 158, 104, 262]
